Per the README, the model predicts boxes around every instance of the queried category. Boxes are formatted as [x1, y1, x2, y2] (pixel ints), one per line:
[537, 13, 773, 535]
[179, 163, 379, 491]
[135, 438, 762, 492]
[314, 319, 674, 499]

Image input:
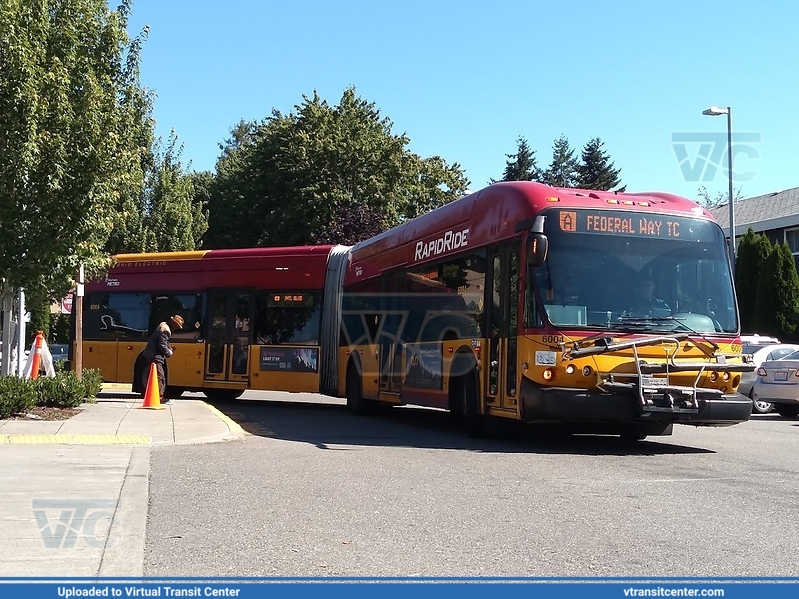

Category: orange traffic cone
[140, 363, 165, 410]
[29, 331, 44, 380]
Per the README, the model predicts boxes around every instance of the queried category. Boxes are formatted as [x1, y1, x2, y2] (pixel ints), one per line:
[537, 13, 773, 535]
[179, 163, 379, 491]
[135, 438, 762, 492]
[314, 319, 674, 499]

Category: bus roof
[344, 181, 712, 284]
[88, 246, 335, 293]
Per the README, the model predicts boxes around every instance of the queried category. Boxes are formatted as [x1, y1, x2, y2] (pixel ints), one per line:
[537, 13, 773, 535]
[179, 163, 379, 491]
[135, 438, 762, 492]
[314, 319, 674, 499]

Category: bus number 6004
[542, 335, 565, 345]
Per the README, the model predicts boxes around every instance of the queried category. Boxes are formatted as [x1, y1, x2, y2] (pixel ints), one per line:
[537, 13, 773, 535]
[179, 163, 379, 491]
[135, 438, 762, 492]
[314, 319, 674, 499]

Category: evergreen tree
[735, 228, 771, 332]
[576, 137, 623, 191]
[492, 137, 540, 183]
[754, 243, 799, 338]
[541, 135, 578, 188]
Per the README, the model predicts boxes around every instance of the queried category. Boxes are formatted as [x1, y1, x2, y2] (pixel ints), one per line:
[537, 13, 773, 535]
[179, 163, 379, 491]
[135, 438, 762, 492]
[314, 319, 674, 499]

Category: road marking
[200, 402, 249, 438]
[0, 434, 151, 445]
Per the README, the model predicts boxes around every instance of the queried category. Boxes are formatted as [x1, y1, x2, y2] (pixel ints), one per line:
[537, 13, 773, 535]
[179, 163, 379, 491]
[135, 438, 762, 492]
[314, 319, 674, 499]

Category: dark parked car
[49, 343, 69, 364]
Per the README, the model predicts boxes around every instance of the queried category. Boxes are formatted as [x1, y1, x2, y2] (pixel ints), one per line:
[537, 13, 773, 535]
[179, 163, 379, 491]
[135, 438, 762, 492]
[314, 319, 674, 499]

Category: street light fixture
[702, 105, 735, 269]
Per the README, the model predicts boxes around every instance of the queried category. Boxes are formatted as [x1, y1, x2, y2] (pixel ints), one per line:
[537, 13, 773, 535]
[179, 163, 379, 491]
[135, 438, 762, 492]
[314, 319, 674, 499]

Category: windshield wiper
[618, 316, 719, 353]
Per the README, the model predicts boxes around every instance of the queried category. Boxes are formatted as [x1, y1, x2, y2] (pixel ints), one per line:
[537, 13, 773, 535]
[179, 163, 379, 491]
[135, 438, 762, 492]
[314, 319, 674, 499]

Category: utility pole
[74, 265, 84, 380]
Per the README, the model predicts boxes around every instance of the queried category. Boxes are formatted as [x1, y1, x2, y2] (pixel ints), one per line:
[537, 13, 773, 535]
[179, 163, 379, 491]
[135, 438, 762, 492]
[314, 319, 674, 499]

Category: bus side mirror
[527, 233, 549, 267]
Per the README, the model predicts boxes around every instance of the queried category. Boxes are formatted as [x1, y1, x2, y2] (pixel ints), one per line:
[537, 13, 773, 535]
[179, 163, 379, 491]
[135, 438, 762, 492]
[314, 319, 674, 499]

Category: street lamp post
[702, 105, 735, 269]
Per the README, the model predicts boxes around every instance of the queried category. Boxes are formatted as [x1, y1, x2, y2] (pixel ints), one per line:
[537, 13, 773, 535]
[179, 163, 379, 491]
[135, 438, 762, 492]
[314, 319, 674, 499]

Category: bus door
[485, 245, 521, 412]
[204, 290, 254, 382]
[379, 273, 407, 394]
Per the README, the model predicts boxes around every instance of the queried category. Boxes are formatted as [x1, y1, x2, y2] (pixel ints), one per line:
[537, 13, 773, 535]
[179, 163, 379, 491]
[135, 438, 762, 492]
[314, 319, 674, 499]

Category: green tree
[204, 88, 469, 248]
[142, 131, 209, 252]
[576, 137, 624, 191]
[492, 137, 541, 183]
[735, 228, 771, 332]
[25, 294, 51, 346]
[754, 243, 799, 338]
[541, 135, 578, 188]
[0, 0, 151, 300]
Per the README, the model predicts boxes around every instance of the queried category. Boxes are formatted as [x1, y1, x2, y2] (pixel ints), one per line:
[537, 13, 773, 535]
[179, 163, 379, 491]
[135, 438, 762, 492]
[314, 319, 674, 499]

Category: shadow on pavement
[207, 397, 715, 456]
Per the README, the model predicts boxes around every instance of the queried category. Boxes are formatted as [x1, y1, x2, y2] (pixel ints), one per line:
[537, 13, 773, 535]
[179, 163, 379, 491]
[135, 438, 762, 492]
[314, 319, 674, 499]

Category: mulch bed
[8, 406, 82, 421]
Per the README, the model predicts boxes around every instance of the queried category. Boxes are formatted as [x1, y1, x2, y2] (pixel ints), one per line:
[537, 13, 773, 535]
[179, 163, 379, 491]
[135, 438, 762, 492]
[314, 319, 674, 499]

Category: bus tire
[346, 360, 371, 415]
[165, 386, 185, 399]
[203, 389, 244, 402]
[463, 369, 487, 438]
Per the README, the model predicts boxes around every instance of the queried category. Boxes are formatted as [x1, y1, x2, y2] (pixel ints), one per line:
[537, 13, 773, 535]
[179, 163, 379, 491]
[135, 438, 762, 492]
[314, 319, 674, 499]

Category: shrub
[81, 369, 103, 402]
[0, 376, 37, 418]
[35, 373, 88, 408]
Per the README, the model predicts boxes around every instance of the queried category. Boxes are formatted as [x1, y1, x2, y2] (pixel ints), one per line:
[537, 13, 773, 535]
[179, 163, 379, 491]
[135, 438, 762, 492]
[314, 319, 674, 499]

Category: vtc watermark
[671, 132, 761, 183]
[32, 499, 116, 548]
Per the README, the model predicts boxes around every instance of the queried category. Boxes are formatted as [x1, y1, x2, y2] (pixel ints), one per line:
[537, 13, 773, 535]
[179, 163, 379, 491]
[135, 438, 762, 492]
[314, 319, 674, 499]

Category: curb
[200, 401, 248, 440]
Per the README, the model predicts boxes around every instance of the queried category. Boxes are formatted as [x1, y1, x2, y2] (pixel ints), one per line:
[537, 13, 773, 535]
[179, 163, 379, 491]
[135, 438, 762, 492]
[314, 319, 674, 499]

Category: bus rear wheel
[346, 361, 371, 415]
[203, 389, 244, 402]
[462, 370, 487, 438]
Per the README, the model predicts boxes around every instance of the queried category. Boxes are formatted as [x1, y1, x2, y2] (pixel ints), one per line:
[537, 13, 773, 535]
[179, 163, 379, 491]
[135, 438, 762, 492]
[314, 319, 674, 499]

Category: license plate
[775, 371, 789, 382]
[641, 376, 668, 387]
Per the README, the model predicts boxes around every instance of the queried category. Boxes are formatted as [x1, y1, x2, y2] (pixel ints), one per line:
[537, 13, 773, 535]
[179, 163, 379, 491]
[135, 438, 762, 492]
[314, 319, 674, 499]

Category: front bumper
[520, 378, 752, 427]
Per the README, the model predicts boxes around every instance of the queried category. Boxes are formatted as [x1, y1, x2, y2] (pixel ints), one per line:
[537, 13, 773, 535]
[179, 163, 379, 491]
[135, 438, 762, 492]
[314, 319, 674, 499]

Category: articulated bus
[75, 181, 754, 439]
[77, 246, 335, 401]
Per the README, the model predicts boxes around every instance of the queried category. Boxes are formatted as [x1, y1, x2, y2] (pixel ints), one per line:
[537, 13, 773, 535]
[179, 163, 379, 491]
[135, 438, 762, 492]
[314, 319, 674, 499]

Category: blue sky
[126, 0, 799, 202]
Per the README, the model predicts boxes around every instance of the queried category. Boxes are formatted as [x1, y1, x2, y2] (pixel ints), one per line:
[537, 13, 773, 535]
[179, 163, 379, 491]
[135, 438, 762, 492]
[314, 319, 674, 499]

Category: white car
[740, 343, 799, 413]
[752, 349, 799, 418]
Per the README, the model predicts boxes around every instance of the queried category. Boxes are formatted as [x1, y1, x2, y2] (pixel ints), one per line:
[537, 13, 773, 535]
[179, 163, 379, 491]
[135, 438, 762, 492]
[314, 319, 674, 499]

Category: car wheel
[749, 389, 774, 414]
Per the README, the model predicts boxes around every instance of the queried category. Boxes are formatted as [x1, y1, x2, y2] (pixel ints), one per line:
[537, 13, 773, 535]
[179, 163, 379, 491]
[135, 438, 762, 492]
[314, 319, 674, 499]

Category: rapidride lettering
[413, 228, 469, 261]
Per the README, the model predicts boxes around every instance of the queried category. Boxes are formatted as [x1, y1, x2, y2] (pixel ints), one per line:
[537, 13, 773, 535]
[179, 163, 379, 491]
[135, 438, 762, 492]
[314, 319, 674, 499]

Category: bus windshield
[531, 208, 738, 334]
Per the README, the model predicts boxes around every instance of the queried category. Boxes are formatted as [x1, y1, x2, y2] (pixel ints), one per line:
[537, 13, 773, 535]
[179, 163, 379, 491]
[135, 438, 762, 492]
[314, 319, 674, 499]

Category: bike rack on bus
[562, 334, 756, 414]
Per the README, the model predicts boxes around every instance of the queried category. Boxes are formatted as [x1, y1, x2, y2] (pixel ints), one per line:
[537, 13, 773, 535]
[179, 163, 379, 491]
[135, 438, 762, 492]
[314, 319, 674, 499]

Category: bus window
[149, 293, 204, 341]
[405, 252, 486, 343]
[254, 292, 321, 345]
[85, 293, 150, 340]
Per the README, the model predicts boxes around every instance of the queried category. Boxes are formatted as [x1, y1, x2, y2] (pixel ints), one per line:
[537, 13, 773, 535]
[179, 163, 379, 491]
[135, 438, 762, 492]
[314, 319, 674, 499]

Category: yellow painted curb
[0, 434, 151, 445]
[200, 402, 249, 438]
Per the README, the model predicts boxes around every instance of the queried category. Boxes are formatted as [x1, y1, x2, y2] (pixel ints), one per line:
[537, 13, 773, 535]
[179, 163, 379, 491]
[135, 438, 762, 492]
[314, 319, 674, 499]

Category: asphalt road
[144, 391, 799, 578]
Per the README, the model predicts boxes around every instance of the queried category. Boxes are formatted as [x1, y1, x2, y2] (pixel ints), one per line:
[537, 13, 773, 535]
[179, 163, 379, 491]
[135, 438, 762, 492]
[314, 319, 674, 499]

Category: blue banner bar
[0, 581, 798, 599]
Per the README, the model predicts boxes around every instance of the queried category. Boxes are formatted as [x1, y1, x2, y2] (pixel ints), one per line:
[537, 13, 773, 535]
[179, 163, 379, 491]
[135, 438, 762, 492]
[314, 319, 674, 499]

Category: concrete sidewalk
[0, 387, 246, 446]
[0, 388, 247, 576]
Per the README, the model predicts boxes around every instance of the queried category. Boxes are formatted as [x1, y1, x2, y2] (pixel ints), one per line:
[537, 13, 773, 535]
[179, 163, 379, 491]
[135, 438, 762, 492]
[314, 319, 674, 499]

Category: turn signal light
[542, 368, 554, 381]
[709, 372, 718, 382]
[757, 367, 767, 376]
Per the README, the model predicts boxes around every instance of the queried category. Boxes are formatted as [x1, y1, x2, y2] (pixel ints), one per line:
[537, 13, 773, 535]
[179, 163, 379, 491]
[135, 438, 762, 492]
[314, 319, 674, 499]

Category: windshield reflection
[531, 209, 738, 334]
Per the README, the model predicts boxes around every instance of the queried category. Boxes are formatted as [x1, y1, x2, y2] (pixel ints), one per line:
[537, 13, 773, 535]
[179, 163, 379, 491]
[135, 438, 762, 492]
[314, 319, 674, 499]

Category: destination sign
[267, 293, 314, 308]
[552, 209, 713, 241]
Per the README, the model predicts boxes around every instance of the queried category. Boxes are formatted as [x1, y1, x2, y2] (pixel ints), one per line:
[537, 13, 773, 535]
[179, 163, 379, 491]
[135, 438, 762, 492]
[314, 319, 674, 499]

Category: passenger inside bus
[232, 336, 249, 374]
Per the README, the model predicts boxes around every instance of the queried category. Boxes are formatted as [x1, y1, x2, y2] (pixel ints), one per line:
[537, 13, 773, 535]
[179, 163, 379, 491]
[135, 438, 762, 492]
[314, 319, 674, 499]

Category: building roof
[708, 187, 799, 235]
